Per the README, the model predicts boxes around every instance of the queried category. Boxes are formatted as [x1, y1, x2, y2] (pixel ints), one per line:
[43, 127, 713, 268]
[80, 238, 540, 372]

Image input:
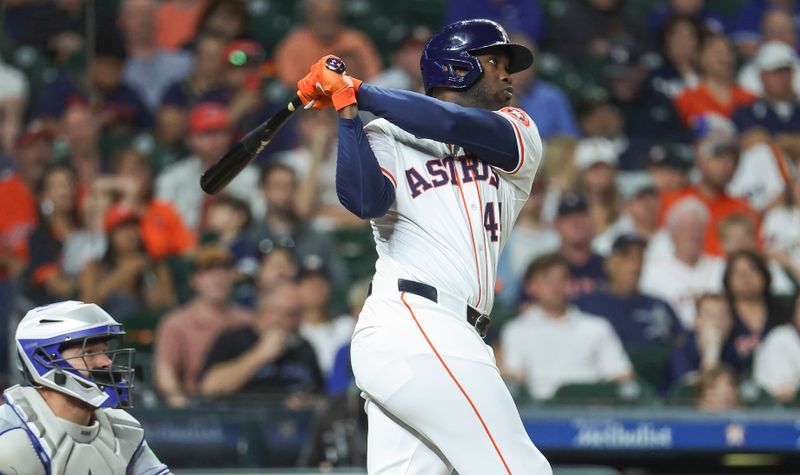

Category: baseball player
[0, 301, 171, 475]
[297, 19, 552, 474]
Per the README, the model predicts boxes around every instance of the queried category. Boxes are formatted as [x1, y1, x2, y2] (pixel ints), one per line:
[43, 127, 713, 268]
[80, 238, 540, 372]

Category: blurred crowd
[2, 1, 800, 457]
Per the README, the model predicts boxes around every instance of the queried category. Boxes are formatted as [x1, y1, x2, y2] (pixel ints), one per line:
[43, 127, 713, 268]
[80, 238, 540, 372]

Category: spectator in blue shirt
[513, 35, 580, 140]
[670, 293, 744, 387]
[554, 192, 607, 298]
[576, 234, 684, 351]
[733, 42, 800, 160]
[729, 1, 800, 57]
[443, 0, 544, 43]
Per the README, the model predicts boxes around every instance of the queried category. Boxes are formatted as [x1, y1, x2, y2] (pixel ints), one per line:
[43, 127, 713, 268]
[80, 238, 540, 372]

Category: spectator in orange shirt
[110, 148, 197, 259]
[274, 0, 382, 89]
[675, 32, 757, 125]
[155, 0, 207, 50]
[79, 204, 176, 317]
[660, 114, 759, 257]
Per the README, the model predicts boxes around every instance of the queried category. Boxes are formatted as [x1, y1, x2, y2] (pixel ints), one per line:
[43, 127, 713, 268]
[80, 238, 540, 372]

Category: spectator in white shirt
[641, 196, 725, 328]
[500, 253, 633, 400]
[155, 102, 264, 229]
[754, 295, 800, 403]
[763, 173, 800, 283]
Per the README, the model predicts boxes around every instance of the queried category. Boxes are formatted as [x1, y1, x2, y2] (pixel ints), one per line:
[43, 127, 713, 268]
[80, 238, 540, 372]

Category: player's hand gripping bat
[200, 57, 347, 194]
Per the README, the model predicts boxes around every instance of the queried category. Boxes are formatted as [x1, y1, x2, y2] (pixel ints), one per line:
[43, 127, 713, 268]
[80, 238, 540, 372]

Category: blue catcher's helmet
[420, 19, 534, 95]
[15, 301, 135, 408]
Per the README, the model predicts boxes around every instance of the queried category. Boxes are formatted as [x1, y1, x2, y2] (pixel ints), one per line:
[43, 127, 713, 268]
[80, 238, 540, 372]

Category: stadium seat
[550, 380, 658, 406]
[333, 227, 377, 283]
[628, 344, 671, 390]
[553, 467, 621, 475]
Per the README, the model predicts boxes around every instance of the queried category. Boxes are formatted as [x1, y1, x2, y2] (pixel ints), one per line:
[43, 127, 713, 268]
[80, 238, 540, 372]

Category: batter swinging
[297, 19, 552, 475]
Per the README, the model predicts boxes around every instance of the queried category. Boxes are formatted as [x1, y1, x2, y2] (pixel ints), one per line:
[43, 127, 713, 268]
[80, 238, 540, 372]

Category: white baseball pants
[351, 285, 552, 474]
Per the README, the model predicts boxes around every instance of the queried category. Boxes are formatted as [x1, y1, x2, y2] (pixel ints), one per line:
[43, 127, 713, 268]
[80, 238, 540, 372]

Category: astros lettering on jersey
[365, 106, 542, 315]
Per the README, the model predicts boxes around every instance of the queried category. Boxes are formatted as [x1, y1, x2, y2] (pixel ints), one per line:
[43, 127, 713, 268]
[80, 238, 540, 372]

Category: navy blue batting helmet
[421, 19, 534, 94]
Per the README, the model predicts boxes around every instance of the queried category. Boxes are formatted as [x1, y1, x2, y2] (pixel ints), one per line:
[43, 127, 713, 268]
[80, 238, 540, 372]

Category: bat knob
[324, 56, 346, 74]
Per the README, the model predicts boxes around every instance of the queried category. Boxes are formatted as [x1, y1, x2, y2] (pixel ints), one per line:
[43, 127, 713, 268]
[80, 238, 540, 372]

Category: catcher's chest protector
[4, 385, 144, 475]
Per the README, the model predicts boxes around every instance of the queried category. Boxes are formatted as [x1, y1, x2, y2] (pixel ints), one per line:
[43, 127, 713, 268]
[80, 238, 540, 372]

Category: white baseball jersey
[0, 385, 169, 475]
[364, 106, 543, 315]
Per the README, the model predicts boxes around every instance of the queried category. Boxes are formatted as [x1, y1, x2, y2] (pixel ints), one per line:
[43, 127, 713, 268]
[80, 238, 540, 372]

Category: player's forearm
[357, 83, 519, 171]
[335, 113, 395, 219]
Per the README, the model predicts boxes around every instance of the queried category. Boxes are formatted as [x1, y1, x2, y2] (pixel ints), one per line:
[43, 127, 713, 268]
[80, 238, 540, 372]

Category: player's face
[62, 341, 112, 378]
[464, 50, 513, 110]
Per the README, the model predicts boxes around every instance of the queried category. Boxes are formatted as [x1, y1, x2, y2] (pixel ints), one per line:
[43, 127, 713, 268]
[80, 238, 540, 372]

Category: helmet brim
[470, 43, 534, 74]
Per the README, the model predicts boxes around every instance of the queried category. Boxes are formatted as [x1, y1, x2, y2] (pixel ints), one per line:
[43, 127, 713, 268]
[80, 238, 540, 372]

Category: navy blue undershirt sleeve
[336, 115, 395, 219]
[356, 83, 520, 172]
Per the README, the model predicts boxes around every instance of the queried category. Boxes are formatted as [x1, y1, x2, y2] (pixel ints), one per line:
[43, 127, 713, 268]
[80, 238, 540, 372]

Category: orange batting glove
[299, 55, 363, 111]
[297, 73, 333, 110]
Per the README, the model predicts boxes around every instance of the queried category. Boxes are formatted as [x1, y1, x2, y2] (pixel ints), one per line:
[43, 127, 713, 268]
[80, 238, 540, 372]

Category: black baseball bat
[200, 56, 347, 195]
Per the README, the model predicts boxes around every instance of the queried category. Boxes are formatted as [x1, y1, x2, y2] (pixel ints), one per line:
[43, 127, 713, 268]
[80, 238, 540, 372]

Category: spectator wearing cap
[669, 293, 743, 388]
[734, 42, 800, 164]
[155, 102, 265, 230]
[592, 173, 661, 256]
[444, 0, 544, 43]
[642, 196, 725, 328]
[577, 235, 684, 353]
[158, 34, 228, 149]
[496, 175, 560, 307]
[501, 253, 634, 400]
[25, 165, 82, 304]
[154, 245, 254, 407]
[273, 0, 382, 89]
[0, 59, 27, 155]
[553, 192, 607, 298]
[512, 34, 580, 141]
[7, 121, 54, 196]
[79, 204, 176, 317]
[371, 26, 432, 93]
[574, 138, 622, 236]
[754, 294, 800, 402]
[297, 266, 355, 376]
[660, 114, 759, 256]
[739, 20, 800, 98]
[549, 0, 650, 68]
[250, 163, 349, 291]
[674, 32, 757, 125]
[119, 0, 193, 111]
[201, 280, 325, 403]
[605, 36, 686, 159]
[645, 142, 692, 193]
[648, 14, 705, 100]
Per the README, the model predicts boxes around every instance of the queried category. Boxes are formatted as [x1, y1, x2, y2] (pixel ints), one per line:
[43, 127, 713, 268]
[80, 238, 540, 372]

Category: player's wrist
[332, 88, 357, 111]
